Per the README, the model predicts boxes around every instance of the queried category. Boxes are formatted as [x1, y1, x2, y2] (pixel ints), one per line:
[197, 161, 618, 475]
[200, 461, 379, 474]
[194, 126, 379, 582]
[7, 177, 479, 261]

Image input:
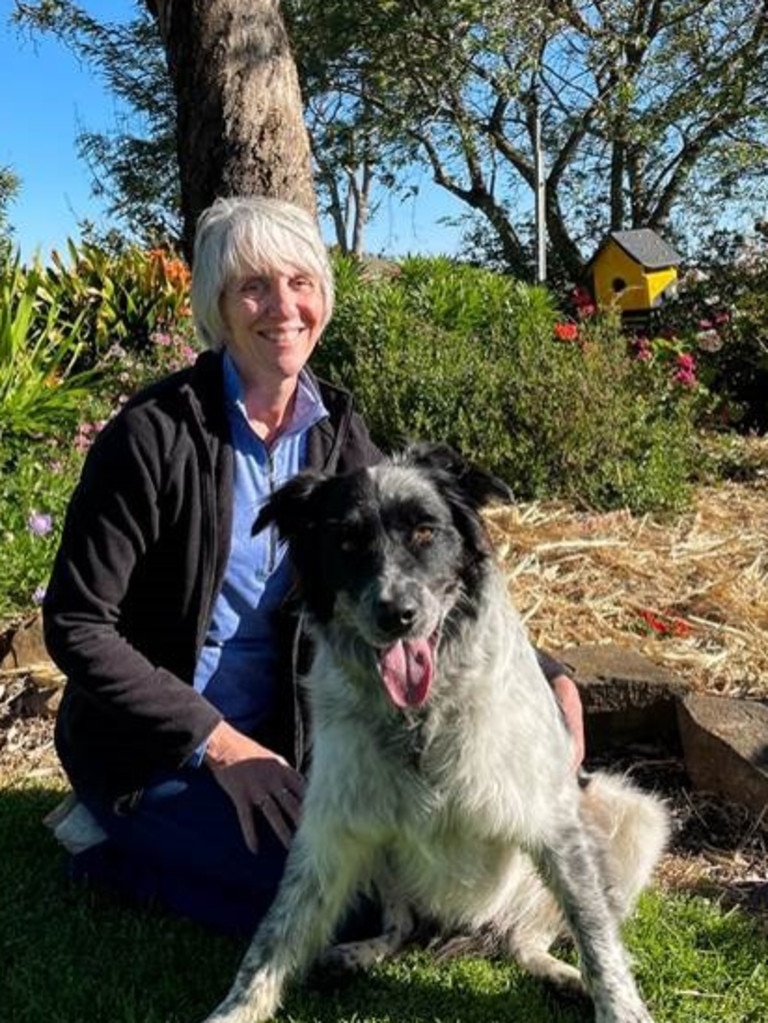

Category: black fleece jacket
[44, 351, 379, 801]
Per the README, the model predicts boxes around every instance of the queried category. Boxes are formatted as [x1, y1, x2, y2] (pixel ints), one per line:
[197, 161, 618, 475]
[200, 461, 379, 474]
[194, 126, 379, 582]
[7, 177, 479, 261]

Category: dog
[203, 444, 669, 1023]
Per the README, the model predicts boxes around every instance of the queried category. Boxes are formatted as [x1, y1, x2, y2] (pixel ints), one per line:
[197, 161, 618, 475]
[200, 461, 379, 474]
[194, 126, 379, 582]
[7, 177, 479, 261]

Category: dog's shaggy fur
[203, 445, 669, 1023]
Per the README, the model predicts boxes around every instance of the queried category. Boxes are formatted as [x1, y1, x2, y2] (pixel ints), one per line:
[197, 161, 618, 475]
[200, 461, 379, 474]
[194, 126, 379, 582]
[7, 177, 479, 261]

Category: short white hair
[191, 196, 335, 351]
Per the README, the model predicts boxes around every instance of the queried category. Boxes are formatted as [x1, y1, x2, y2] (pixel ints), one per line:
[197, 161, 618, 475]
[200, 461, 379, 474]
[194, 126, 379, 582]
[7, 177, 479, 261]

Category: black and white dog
[204, 444, 669, 1023]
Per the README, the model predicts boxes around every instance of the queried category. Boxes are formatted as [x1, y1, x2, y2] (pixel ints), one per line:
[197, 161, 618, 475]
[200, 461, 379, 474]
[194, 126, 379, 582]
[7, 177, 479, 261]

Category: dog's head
[255, 443, 511, 708]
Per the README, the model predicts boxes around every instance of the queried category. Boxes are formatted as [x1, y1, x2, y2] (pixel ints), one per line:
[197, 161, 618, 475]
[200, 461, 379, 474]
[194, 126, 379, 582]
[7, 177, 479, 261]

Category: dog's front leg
[202, 829, 370, 1023]
[539, 822, 654, 1023]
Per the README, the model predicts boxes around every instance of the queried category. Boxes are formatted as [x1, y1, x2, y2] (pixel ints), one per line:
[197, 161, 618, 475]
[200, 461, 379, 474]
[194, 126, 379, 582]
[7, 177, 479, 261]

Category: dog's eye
[411, 525, 434, 547]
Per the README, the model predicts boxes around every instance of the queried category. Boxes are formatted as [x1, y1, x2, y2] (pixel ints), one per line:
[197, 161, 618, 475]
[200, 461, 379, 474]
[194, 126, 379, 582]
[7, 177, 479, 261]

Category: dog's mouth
[377, 634, 437, 709]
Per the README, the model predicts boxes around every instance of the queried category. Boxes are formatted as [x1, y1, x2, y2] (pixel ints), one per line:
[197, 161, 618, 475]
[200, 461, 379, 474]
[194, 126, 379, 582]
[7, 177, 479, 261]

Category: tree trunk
[145, 0, 315, 263]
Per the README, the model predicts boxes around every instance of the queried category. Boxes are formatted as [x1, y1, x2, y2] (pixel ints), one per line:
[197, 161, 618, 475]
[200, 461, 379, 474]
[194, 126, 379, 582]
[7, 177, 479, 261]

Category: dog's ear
[403, 442, 512, 510]
[253, 471, 326, 540]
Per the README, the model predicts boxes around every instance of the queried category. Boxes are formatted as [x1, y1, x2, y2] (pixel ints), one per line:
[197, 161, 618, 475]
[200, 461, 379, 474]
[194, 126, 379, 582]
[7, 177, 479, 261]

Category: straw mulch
[485, 457, 768, 913]
[486, 474, 768, 701]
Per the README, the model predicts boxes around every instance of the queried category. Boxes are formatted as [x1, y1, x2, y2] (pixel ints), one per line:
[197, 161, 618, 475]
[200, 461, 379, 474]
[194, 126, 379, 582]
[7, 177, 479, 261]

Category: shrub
[0, 433, 84, 619]
[0, 257, 98, 441]
[39, 239, 191, 365]
[657, 233, 768, 433]
[316, 257, 699, 512]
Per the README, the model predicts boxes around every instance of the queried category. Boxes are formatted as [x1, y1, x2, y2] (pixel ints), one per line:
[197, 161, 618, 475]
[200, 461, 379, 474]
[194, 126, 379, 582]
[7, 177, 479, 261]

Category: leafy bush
[0, 434, 84, 619]
[656, 232, 768, 433]
[39, 239, 191, 365]
[317, 257, 699, 512]
[0, 257, 98, 441]
[0, 250, 197, 619]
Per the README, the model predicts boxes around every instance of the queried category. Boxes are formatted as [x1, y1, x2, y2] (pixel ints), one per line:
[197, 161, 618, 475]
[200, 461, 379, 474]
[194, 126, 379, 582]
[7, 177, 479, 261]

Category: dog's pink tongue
[379, 639, 433, 708]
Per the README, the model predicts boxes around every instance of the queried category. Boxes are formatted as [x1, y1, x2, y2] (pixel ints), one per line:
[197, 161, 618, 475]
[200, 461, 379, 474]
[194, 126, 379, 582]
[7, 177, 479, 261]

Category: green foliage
[317, 257, 699, 512]
[0, 163, 20, 260]
[0, 240, 196, 619]
[0, 256, 97, 441]
[0, 435, 84, 619]
[658, 232, 768, 433]
[39, 239, 191, 363]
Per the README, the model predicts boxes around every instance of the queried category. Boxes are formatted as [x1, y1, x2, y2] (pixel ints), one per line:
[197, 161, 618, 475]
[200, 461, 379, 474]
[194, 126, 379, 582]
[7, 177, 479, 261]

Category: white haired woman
[43, 196, 584, 935]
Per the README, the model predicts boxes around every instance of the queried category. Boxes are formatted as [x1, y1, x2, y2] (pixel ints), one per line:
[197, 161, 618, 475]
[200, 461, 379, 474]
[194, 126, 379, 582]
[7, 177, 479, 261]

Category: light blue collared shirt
[191, 353, 328, 757]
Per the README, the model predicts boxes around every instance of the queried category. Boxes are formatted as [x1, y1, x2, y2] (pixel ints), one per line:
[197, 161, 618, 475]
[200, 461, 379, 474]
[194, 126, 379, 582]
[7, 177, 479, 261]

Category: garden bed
[490, 441, 768, 702]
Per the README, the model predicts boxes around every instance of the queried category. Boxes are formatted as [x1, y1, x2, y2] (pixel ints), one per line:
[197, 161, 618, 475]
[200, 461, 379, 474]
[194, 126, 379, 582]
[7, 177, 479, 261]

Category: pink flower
[630, 336, 652, 361]
[28, 511, 53, 536]
[673, 368, 698, 389]
[675, 352, 696, 372]
[571, 286, 596, 318]
[74, 421, 100, 452]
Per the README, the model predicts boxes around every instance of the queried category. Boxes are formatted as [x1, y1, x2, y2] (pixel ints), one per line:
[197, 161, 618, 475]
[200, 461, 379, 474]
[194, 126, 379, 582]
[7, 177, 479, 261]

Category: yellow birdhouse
[588, 229, 681, 314]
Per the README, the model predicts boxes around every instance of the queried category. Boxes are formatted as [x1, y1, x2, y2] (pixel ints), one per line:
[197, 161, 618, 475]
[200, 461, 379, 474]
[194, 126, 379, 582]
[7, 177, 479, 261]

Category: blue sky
[0, 1, 465, 263]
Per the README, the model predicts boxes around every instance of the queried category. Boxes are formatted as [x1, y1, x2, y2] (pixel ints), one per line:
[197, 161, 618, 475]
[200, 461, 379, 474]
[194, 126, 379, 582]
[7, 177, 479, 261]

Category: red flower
[554, 322, 579, 342]
[637, 608, 692, 638]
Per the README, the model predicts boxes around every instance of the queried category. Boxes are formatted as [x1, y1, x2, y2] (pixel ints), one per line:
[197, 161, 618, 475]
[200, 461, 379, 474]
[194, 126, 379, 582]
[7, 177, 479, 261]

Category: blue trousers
[72, 767, 291, 936]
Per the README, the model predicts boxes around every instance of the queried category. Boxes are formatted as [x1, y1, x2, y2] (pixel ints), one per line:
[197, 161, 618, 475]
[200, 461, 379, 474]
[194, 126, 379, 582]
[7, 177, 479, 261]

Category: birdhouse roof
[601, 229, 682, 269]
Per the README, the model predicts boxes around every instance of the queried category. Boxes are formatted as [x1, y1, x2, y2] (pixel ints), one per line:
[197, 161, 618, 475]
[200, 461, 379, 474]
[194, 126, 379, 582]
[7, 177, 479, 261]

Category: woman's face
[219, 264, 326, 389]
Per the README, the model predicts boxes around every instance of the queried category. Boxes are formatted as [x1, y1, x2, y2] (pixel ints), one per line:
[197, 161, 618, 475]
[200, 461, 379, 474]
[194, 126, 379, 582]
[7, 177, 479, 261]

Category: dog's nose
[374, 598, 417, 634]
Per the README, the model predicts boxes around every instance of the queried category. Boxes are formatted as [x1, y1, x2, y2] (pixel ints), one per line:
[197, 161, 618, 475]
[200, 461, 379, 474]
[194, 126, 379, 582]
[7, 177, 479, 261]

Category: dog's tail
[580, 771, 670, 919]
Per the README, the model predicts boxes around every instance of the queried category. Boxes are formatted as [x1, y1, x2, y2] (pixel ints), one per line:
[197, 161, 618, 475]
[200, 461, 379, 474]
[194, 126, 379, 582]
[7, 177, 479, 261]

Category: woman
[44, 196, 583, 935]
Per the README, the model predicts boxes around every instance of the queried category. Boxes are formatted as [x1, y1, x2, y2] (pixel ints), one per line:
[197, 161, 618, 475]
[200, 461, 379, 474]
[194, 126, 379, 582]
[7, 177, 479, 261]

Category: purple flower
[27, 511, 53, 536]
[32, 585, 47, 605]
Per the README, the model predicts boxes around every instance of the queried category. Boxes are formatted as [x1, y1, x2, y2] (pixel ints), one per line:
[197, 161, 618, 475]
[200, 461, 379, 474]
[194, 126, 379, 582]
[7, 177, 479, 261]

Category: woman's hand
[203, 720, 305, 852]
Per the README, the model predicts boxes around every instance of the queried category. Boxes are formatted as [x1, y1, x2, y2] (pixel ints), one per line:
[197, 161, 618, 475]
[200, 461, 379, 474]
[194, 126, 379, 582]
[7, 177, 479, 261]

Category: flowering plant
[652, 232, 768, 431]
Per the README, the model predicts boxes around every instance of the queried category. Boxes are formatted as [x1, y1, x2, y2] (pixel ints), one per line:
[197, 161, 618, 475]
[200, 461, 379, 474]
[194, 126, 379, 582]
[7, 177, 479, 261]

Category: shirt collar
[222, 351, 328, 439]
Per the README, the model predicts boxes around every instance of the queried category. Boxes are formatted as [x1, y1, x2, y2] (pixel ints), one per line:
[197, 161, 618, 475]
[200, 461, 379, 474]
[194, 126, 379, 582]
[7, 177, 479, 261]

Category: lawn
[1, 768, 767, 1023]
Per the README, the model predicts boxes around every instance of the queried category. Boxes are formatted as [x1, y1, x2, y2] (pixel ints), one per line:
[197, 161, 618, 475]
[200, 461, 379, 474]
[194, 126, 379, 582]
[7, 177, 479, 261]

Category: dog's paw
[595, 1002, 654, 1023]
[201, 970, 282, 1023]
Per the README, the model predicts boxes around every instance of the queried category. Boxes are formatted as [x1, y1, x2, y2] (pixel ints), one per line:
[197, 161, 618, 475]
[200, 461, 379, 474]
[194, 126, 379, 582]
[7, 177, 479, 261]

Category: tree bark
[145, 0, 315, 262]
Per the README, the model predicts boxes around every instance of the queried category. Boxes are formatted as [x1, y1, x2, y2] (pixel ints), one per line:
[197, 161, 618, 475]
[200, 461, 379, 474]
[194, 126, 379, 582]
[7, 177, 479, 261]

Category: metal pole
[533, 66, 547, 283]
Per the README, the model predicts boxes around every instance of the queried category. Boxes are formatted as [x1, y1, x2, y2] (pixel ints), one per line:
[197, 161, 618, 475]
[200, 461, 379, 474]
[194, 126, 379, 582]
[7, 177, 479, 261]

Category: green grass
[2, 777, 767, 1023]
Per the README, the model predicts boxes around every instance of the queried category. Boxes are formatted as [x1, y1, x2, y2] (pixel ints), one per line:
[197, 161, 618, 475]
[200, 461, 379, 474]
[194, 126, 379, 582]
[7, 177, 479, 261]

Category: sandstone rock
[0, 612, 51, 671]
[555, 643, 690, 753]
[677, 694, 768, 817]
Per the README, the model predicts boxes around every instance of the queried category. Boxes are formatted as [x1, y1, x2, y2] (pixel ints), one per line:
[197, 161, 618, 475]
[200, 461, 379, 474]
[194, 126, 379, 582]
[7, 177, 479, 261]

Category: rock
[0, 612, 52, 671]
[556, 643, 690, 753]
[677, 694, 768, 817]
